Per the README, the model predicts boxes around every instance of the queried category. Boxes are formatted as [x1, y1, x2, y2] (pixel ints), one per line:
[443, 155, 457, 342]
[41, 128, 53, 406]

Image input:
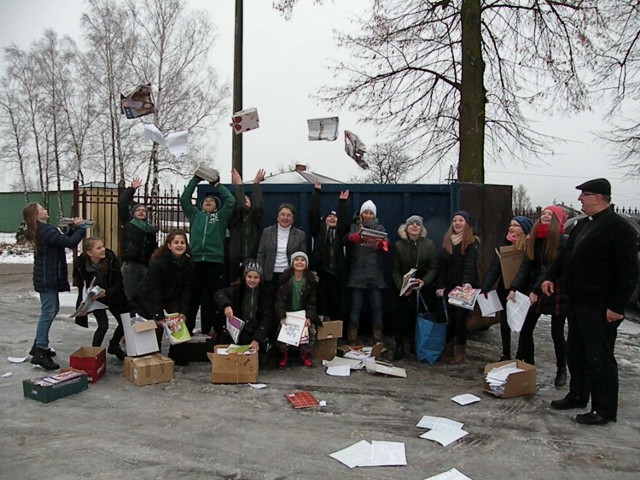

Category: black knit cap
[575, 178, 611, 195]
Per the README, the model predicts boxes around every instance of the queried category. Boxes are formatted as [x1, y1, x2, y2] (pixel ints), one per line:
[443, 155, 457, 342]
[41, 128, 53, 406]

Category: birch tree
[123, 0, 229, 195]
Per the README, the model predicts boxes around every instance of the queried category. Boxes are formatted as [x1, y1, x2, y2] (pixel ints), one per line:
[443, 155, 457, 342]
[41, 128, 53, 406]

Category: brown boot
[440, 342, 454, 362]
[348, 325, 359, 343]
[372, 326, 384, 343]
[452, 344, 466, 364]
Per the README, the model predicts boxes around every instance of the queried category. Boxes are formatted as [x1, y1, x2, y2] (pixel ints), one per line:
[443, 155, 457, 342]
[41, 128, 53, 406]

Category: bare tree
[277, 1, 605, 183]
[592, 1, 640, 172]
[3, 44, 50, 203]
[123, 0, 229, 196]
[512, 184, 532, 212]
[0, 76, 31, 202]
[81, 0, 139, 184]
[349, 143, 423, 184]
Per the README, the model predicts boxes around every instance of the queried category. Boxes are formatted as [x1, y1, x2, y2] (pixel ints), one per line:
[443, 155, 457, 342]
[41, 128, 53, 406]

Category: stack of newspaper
[485, 362, 524, 395]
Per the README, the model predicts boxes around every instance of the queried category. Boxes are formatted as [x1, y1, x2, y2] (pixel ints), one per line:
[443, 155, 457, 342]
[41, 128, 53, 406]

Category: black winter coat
[511, 235, 568, 316]
[391, 225, 438, 293]
[274, 269, 320, 325]
[309, 188, 350, 274]
[215, 283, 272, 343]
[32, 222, 87, 292]
[436, 240, 479, 292]
[228, 183, 263, 263]
[543, 208, 639, 315]
[118, 187, 158, 266]
[74, 249, 129, 314]
[136, 252, 193, 321]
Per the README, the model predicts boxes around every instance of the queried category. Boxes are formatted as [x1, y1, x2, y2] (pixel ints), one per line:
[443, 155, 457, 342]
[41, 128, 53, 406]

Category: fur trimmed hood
[397, 223, 427, 240]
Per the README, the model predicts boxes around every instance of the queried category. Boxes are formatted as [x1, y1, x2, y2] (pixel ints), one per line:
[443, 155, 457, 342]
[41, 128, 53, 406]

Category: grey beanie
[290, 251, 309, 266]
[405, 215, 424, 227]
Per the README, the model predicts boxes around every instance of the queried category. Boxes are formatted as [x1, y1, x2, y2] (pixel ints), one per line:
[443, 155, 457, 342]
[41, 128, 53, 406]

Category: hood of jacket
[397, 223, 427, 240]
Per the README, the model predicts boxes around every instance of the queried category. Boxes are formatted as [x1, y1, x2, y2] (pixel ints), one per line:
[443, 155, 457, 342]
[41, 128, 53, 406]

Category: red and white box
[70, 347, 106, 383]
[230, 108, 259, 134]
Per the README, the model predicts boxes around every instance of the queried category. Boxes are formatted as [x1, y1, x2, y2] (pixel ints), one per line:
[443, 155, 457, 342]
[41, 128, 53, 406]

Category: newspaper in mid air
[120, 84, 156, 119]
[142, 124, 189, 158]
[344, 130, 368, 169]
[307, 117, 339, 141]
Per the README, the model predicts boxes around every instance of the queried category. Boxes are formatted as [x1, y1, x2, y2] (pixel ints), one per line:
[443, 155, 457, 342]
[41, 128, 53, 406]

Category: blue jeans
[36, 289, 60, 348]
[350, 288, 383, 328]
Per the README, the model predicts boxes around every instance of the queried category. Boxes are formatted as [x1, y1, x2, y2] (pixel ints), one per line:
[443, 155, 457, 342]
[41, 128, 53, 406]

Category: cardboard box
[313, 338, 338, 361]
[317, 320, 343, 340]
[69, 346, 106, 383]
[122, 316, 159, 357]
[483, 360, 536, 398]
[123, 353, 174, 386]
[207, 345, 258, 384]
[337, 343, 384, 359]
[23, 368, 88, 403]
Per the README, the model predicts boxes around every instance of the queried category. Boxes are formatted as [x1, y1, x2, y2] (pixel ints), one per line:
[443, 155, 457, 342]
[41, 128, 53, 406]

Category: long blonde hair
[526, 216, 561, 262]
[22, 203, 40, 252]
[442, 222, 476, 254]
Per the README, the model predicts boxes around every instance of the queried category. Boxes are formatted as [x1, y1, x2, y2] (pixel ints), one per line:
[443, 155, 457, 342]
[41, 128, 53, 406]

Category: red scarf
[535, 223, 549, 239]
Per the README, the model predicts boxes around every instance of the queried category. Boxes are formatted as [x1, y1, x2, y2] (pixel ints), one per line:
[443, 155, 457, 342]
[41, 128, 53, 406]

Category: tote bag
[414, 293, 447, 364]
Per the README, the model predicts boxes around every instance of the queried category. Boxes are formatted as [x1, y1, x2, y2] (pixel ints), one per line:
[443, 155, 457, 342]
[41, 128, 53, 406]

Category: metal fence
[73, 181, 186, 256]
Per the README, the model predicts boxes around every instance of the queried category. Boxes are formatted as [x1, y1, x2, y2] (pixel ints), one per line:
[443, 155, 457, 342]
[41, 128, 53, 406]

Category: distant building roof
[260, 164, 342, 184]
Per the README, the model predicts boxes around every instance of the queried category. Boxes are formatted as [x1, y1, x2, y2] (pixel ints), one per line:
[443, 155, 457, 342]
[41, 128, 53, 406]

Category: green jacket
[180, 177, 235, 263]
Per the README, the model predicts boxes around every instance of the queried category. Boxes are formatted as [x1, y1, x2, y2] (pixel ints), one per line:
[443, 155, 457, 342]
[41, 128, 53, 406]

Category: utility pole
[232, 0, 243, 177]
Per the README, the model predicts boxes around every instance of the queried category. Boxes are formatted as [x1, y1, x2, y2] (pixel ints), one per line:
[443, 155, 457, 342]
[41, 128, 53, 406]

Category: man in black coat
[541, 178, 639, 425]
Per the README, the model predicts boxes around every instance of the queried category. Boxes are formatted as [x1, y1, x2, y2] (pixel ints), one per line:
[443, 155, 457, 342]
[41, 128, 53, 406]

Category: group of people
[22, 175, 637, 426]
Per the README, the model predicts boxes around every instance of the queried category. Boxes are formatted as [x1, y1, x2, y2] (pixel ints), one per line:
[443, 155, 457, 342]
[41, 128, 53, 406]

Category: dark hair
[151, 229, 192, 260]
[277, 203, 295, 218]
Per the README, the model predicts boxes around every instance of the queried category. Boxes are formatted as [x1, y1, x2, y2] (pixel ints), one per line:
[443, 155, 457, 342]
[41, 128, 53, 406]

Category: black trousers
[187, 262, 225, 335]
[91, 309, 123, 348]
[316, 270, 347, 320]
[566, 302, 621, 420]
[445, 305, 468, 345]
[516, 311, 567, 368]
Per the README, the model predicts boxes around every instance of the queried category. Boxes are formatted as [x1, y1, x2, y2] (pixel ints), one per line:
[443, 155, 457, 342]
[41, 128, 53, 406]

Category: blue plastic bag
[414, 295, 446, 364]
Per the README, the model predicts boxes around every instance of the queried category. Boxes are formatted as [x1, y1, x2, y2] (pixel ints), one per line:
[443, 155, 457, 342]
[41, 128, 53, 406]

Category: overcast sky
[1, 0, 639, 210]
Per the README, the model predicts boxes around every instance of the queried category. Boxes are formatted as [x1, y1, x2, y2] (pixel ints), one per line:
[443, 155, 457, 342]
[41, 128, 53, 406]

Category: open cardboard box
[122, 316, 159, 357]
[317, 320, 343, 340]
[483, 359, 536, 398]
[23, 368, 89, 403]
[207, 345, 258, 384]
[313, 338, 338, 361]
[70, 346, 106, 383]
[337, 342, 385, 360]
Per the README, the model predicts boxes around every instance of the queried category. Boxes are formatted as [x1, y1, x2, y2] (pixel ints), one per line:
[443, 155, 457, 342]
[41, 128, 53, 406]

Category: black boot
[393, 336, 405, 360]
[29, 342, 56, 358]
[31, 347, 60, 371]
[107, 343, 126, 361]
[554, 368, 567, 387]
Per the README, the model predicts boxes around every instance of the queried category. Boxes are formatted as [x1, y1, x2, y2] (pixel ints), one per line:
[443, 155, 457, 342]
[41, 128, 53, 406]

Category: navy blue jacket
[33, 222, 87, 292]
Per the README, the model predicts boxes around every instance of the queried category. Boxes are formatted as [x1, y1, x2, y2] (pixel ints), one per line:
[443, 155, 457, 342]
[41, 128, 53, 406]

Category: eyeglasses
[579, 192, 599, 197]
